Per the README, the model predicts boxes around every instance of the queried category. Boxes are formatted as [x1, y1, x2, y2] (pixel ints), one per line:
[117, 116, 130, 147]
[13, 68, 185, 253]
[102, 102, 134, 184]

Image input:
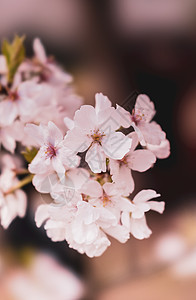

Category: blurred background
[0, 0, 196, 299]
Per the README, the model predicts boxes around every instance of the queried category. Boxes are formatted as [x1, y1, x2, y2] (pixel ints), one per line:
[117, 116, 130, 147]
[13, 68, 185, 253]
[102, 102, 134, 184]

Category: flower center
[81, 193, 90, 202]
[131, 108, 144, 124]
[101, 191, 111, 207]
[8, 90, 18, 101]
[90, 129, 105, 144]
[44, 144, 57, 159]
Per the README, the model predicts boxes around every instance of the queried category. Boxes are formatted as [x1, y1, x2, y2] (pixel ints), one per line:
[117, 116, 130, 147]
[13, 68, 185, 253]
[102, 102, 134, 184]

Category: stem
[5, 174, 34, 195]
[13, 168, 30, 175]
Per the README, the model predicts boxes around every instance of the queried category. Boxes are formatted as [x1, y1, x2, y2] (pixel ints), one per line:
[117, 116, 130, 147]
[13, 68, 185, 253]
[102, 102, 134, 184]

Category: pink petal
[15, 189, 27, 217]
[128, 149, 156, 172]
[80, 180, 102, 198]
[64, 117, 74, 130]
[47, 121, 63, 146]
[0, 100, 18, 126]
[64, 127, 91, 153]
[35, 204, 50, 227]
[129, 215, 152, 240]
[112, 164, 135, 195]
[66, 168, 90, 190]
[138, 121, 166, 145]
[147, 139, 170, 159]
[95, 93, 111, 114]
[24, 123, 45, 146]
[1, 127, 16, 153]
[104, 225, 130, 243]
[127, 132, 139, 151]
[115, 104, 132, 128]
[148, 201, 165, 214]
[74, 105, 97, 130]
[33, 38, 47, 63]
[133, 189, 160, 204]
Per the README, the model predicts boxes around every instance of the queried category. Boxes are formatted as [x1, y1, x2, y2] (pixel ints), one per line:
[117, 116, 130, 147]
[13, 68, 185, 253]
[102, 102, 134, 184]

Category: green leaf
[2, 35, 25, 84]
[21, 147, 38, 163]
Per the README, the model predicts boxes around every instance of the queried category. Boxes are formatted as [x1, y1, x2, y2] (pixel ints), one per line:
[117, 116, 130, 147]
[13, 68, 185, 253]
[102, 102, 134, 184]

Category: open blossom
[35, 176, 132, 257]
[122, 190, 165, 240]
[109, 132, 156, 195]
[79, 180, 131, 243]
[130, 94, 166, 146]
[64, 93, 132, 173]
[117, 94, 168, 147]
[35, 200, 115, 257]
[18, 38, 72, 86]
[0, 156, 27, 229]
[25, 121, 80, 179]
[0, 80, 56, 127]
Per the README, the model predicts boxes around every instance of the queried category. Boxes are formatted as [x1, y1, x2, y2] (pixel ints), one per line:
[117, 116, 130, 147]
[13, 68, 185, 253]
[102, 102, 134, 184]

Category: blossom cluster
[0, 36, 170, 257]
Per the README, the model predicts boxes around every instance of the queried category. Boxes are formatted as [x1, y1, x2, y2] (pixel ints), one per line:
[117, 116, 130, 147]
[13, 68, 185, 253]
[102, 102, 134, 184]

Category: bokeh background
[0, 1, 196, 299]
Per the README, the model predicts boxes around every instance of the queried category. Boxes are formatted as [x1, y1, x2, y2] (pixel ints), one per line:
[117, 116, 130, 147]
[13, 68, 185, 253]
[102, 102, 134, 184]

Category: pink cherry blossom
[131, 94, 166, 146]
[35, 200, 115, 257]
[122, 189, 165, 239]
[25, 121, 80, 178]
[64, 93, 132, 173]
[0, 156, 27, 229]
[109, 132, 156, 195]
[79, 180, 131, 243]
[0, 81, 56, 126]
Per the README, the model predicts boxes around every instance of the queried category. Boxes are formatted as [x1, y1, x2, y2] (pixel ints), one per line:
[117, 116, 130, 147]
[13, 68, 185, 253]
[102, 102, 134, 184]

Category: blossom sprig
[0, 36, 170, 257]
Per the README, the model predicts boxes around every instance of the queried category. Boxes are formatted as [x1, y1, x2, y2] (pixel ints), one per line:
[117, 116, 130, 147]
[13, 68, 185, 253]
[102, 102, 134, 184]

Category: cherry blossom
[25, 121, 80, 178]
[0, 36, 170, 258]
[0, 156, 27, 229]
[35, 200, 115, 257]
[109, 132, 156, 195]
[64, 93, 132, 173]
[122, 189, 165, 239]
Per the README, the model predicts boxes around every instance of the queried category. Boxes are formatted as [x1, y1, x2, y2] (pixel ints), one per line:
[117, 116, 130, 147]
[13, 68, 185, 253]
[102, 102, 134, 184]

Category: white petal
[35, 204, 50, 227]
[147, 139, 170, 159]
[148, 201, 165, 214]
[138, 121, 166, 145]
[130, 215, 152, 240]
[80, 180, 103, 198]
[115, 104, 132, 128]
[102, 132, 132, 160]
[24, 123, 45, 146]
[0, 100, 18, 126]
[74, 105, 97, 130]
[33, 38, 47, 63]
[104, 225, 130, 243]
[95, 93, 111, 114]
[64, 127, 90, 153]
[64, 117, 74, 130]
[133, 189, 160, 204]
[47, 121, 63, 146]
[85, 143, 106, 173]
